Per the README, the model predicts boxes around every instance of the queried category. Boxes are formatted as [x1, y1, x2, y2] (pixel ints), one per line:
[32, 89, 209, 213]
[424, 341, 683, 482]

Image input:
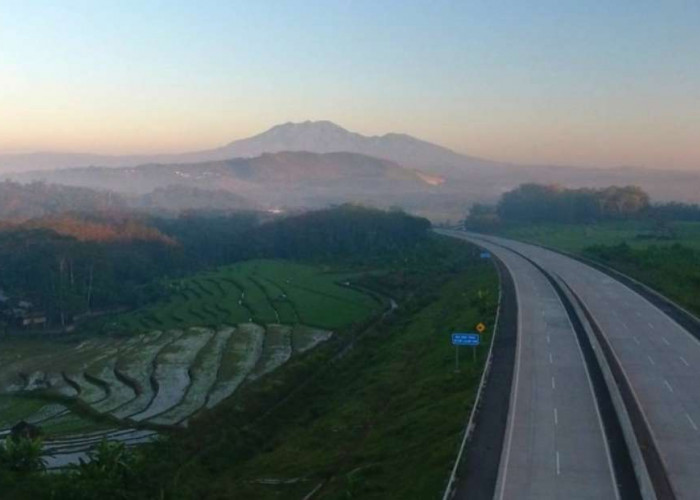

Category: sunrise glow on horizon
[2, 1, 699, 169]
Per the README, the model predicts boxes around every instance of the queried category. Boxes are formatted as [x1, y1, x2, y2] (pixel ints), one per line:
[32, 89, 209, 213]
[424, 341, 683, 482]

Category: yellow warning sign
[476, 323, 486, 333]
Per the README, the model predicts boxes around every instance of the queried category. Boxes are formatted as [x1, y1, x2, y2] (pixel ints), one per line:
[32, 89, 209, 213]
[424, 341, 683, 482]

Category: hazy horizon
[2, 1, 699, 170]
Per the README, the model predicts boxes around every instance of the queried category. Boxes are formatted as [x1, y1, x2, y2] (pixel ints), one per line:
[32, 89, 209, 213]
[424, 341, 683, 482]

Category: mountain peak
[265, 120, 350, 135]
[210, 120, 488, 175]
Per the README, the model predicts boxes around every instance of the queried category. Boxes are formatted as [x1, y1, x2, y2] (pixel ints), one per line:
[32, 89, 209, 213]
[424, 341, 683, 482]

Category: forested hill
[0, 205, 430, 330]
[0, 181, 260, 220]
[250, 204, 431, 260]
[0, 181, 125, 220]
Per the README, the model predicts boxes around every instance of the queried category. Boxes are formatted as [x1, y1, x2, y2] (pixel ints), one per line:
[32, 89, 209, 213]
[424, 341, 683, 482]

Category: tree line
[466, 184, 664, 229]
[0, 205, 430, 329]
[465, 183, 700, 231]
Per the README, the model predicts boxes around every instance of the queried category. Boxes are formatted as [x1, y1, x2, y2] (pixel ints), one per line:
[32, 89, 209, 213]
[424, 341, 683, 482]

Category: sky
[1, 0, 699, 169]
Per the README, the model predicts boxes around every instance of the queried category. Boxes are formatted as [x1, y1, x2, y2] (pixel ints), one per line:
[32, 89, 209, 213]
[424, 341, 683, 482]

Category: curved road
[476, 233, 700, 499]
[443, 230, 700, 499]
[447, 233, 618, 499]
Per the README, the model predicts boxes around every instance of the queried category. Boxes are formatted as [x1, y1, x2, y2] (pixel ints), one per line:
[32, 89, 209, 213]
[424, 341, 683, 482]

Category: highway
[468, 233, 700, 499]
[449, 235, 619, 499]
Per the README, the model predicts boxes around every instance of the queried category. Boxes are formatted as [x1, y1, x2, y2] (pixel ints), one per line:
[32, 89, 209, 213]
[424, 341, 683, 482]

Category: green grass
[0, 396, 48, 429]
[229, 268, 497, 499]
[1, 259, 384, 439]
[0, 236, 502, 500]
[91, 260, 383, 334]
[498, 220, 700, 317]
[126, 241, 498, 500]
[499, 220, 700, 252]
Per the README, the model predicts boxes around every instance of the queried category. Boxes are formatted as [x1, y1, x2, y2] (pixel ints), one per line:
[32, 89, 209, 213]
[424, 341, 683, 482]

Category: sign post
[474, 323, 486, 362]
[451, 333, 481, 372]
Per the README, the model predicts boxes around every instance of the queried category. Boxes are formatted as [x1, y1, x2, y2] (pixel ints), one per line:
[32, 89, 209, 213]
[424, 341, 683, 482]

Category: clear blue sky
[1, 0, 699, 168]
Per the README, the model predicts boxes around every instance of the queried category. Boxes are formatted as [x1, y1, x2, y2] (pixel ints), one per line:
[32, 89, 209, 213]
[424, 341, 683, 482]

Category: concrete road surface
[450, 234, 618, 500]
[472, 233, 700, 499]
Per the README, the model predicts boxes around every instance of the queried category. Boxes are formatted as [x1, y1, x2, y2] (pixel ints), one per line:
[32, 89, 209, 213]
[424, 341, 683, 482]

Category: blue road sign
[452, 333, 480, 346]
[480, 251, 491, 259]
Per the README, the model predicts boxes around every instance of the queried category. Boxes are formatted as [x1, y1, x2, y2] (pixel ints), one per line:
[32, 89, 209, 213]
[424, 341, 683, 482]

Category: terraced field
[0, 260, 385, 467]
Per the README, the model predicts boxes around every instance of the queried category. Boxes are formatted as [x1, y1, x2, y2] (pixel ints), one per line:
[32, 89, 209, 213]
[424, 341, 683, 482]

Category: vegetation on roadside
[466, 183, 700, 318]
[0, 234, 499, 499]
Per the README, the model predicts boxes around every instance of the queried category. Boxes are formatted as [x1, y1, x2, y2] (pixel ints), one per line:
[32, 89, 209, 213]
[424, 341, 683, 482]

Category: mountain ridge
[11, 150, 438, 210]
[0, 120, 496, 177]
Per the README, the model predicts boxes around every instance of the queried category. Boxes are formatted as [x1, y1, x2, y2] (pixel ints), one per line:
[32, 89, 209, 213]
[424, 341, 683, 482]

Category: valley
[0, 259, 383, 468]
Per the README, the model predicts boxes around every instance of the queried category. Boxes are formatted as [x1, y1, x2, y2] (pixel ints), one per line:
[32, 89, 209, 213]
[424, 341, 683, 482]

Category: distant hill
[0, 180, 260, 220]
[13, 151, 438, 209]
[135, 185, 257, 213]
[0, 181, 126, 220]
[4, 121, 700, 218]
[0, 121, 494, 178]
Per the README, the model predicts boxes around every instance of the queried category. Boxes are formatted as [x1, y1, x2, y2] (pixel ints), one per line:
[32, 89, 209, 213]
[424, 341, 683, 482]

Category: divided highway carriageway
[439, 230, 700, 500]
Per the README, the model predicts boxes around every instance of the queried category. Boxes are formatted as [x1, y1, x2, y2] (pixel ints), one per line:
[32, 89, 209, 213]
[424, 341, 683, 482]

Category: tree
[0, 436, 46, 474]
[495, 184, 650, 224]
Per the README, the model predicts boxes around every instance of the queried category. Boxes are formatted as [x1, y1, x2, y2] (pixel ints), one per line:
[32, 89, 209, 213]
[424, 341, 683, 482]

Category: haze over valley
[2, 2, 700, 499]
[5, 121, 700, 222]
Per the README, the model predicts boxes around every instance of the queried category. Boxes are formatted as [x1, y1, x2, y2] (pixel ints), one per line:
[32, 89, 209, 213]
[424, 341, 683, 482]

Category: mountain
[0, 121, 494, 177]
[191, 121, 498, 176]
[13, 151, 438, 209]
[4, 121, 700, 219]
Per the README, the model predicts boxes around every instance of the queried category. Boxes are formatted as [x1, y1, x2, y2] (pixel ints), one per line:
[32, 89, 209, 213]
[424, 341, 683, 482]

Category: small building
[3, 301, 47, 329]
[18, 311, 48, 328]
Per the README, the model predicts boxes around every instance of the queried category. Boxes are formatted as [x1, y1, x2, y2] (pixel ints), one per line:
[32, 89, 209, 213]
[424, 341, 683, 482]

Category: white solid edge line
[477, 243, 523, 500]
[439, 233, 504, 500]
[473, 234, 615, 499]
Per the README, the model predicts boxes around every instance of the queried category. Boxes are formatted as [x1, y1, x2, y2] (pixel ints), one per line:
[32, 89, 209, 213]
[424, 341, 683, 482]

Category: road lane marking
[547, 335, 550, 344]
[549, 353, 553, 364]
[556, 451, 561, 475]
[648, 322, 655, 330]
[648, 355, 655, 366]
[633, 336, 640, 345]
[661, 337, 670, 346]
[686, 413, 698, 431]
[664, 380, 674, 393]
[680, 356, 690, 367]
[554, 408, 558, 425]
[551, 377, 556, 390]
[495, 255, 524, 500]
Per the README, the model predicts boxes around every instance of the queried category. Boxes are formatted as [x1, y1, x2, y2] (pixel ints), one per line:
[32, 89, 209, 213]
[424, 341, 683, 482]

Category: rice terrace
[0, 259, 385, 468]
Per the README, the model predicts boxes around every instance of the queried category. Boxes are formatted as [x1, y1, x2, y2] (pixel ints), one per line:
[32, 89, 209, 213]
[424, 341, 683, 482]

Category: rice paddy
[0, 259, 385, 467]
